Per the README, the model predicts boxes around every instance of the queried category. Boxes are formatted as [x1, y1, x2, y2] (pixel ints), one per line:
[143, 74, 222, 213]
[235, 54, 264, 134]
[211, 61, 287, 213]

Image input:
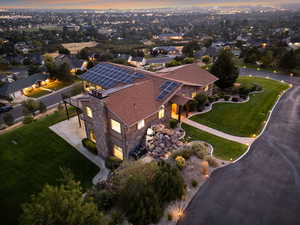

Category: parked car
[0, 105, 13, 113]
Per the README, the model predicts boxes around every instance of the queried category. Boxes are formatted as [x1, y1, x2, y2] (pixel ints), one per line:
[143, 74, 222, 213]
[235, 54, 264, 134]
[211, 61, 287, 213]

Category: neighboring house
[78, 62, 218, 160]
[0, 73, 49, 99]
[152, 46, 182, 56]
[54, 54, 87, 73]
[154, 33, 184, 41]
[128, 56, 146, 67]
[145, 57, 174, 69]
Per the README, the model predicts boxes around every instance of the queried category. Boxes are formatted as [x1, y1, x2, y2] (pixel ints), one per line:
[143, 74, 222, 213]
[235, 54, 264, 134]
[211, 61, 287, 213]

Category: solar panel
[80, 63, 146, 89]
[157, 81, 179, 101]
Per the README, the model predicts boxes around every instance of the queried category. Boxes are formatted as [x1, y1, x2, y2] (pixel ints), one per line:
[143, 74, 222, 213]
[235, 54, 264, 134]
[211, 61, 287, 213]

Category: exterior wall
[124, 103, 172, 158]
[81, 95, 172, 160]
[177, 84, 214, 98]
[81, 96, 110, 158]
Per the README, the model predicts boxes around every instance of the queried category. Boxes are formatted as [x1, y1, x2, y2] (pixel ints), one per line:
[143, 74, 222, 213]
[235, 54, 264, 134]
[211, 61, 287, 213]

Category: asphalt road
[178, 70, 300, 225]
[0, 84, 75, 122]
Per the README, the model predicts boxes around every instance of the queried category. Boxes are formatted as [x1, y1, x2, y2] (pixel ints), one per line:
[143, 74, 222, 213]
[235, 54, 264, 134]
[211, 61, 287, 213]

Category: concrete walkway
[49, 116, 109, 185]
[182, 117, 255, 145]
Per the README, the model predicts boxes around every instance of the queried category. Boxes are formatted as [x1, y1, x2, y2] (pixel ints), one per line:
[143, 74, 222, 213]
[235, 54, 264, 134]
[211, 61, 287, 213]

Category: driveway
[178, 74, 300, 225]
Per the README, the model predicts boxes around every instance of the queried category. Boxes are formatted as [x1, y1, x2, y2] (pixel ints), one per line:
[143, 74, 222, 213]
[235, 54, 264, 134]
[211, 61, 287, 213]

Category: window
[86, 106, 93, 118]
[113, 145, 123, 160]
[158, 105, 165, 119]
[111, 119, 121, 133]
[137, 119, 145, 130]
[90, 129, 96, 143]
[192, 92, 197, 98]
[204, 85, 209, 92]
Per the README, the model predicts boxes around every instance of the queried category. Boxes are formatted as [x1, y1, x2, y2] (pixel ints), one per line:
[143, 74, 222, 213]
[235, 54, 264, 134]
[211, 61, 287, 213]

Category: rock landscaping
[145, 124, 185, 159]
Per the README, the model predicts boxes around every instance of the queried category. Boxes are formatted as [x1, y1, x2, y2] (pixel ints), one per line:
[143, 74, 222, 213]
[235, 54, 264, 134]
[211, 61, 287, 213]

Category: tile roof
[157, 64, 218, 86]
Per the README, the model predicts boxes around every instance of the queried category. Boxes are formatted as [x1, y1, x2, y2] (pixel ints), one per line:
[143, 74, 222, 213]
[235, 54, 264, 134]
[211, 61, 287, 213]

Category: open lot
[182, 123, 248, 161]
[0, 110, 98, 225]
[190, 77, 289, 137]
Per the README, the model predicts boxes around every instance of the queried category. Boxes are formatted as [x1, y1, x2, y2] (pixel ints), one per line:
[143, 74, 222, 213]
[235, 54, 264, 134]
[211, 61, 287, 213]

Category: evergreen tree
[210, 49, 239, 88]
[20, 170, 107, 225]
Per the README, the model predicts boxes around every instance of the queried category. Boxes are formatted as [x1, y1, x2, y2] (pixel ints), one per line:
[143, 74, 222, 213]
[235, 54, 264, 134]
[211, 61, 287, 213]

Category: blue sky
[0, 0, 298, 9]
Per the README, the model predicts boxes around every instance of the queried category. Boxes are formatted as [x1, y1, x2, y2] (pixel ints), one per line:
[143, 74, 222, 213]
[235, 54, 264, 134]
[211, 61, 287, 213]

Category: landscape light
[249, 75, 252, 77]
[273, 70, 277, 73]
[290, 73, 294, 77]
[290, 84, 293, 88]
[252, 134, 257, 138]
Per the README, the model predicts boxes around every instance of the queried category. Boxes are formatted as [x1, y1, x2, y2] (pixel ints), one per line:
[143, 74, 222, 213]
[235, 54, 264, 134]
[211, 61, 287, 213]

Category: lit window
[90, 129, 96, 143]
[204, 85, 209, 92]
[192, 92, 197, 98]
[111, 119, 121, 133]
[86, 106, 93, 118]
[137, 120, 145, 130]
[158, 105, 165, 119]
[113, 145, 123, 160]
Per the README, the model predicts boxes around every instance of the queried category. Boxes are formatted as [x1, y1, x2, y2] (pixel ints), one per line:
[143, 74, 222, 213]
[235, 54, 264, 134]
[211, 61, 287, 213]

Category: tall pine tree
[210, 49, 239, 88]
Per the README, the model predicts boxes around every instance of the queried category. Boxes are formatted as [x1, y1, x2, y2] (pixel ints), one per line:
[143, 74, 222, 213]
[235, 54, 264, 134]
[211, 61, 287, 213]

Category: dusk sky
[0, 0, 299, 9]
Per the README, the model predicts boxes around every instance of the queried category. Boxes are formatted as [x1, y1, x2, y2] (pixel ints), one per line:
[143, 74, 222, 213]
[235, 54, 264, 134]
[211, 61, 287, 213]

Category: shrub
[169, 119, 178, 129]
[105, 156, 122, 170]
[208, 96, 215, 103]
[232, 97, 239, 102]
[167, 213, 173, 221]
[240, 94, 248, 100]
[191, 142, 209, 159]
[195, 94, 208, 107]
[22, 99, 40, 116]
[175, 156, 186, 169]
[201, 161, 209, 176]
[38, 102, 47, 113]
[94, 189, 116, 211]
[108, 210, 125, 225]
[188, 99, 198, 112]
[3, 113, 14, 126]
[205, 156, 219, 168]
[224, 95, 230, 101]
[172, 143, 209, 160]
[152, 161, 185, 203]
[82, 138, 97, 154]
[23, 115, 34, 124]
[191, 179, 198, 187]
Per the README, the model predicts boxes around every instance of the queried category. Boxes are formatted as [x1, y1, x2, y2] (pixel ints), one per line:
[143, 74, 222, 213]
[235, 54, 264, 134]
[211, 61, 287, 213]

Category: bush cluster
[204, 156, 219, 168]
[105, 156, 122, 170]
[81, 138, 97, 154]
[171, 142, 210, 160]
[169, 119, 178, 129]
[175, 156, 186, 169]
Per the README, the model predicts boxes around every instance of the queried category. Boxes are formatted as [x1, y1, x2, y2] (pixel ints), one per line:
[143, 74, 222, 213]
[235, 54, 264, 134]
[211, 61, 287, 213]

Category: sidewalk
[49, 116, 109, 184]
[182, 117, 255, 145]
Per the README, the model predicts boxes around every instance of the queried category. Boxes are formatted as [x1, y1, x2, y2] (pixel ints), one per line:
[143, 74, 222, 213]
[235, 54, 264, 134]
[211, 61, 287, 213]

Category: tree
[3, 113, 14, 126]
[77, 48, 90, 60]
[260, 50, 274, 68]
[38, 102, 47, 113]
[202, 55, 210, 64]
[182, 41, 200, 57]
[87, 60, 94, 69]
[152, 161, 185, 204]
[119, 175, 163, 225]
[27, 65, 40, 75]
[210, 49, 239, 88]
[22, 99, 40, 116]
[58, 46, 70, 55]
[20, 169, 107, 225]
[279, 50, 298, 70]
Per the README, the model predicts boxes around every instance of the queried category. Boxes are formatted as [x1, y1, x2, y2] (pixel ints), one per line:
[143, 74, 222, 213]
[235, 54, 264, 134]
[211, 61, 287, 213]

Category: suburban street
[177, 70, 300, 225]
[0, 84, 76, 123]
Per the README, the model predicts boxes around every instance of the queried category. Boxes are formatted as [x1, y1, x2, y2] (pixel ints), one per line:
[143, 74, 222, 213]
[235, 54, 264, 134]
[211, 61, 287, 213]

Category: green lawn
[182, 123, 248, 161]
[0, 110, 99, 225]
[191, 77, 289, 137]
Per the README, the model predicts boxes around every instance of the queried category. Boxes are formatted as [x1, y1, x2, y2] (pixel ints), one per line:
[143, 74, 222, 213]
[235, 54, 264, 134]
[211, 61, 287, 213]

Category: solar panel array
[157, 81, 179, 100]
[80, 63, 145, 89]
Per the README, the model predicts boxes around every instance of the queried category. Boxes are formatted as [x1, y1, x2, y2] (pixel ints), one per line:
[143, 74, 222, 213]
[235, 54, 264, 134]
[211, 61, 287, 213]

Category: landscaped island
[190, 76, 289, 137]
[0, 109, 99, 225]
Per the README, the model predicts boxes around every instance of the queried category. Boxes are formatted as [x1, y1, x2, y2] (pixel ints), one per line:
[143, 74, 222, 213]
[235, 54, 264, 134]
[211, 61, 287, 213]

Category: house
[152, 46, 182, 56]
[54, 54, 87, 73]
[127, 56, 146, 67]
[154, 33, 184, 41]
[78, 62, 218, 160]
[145, 57, 174, 69]
[0, 73, 49, 99]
